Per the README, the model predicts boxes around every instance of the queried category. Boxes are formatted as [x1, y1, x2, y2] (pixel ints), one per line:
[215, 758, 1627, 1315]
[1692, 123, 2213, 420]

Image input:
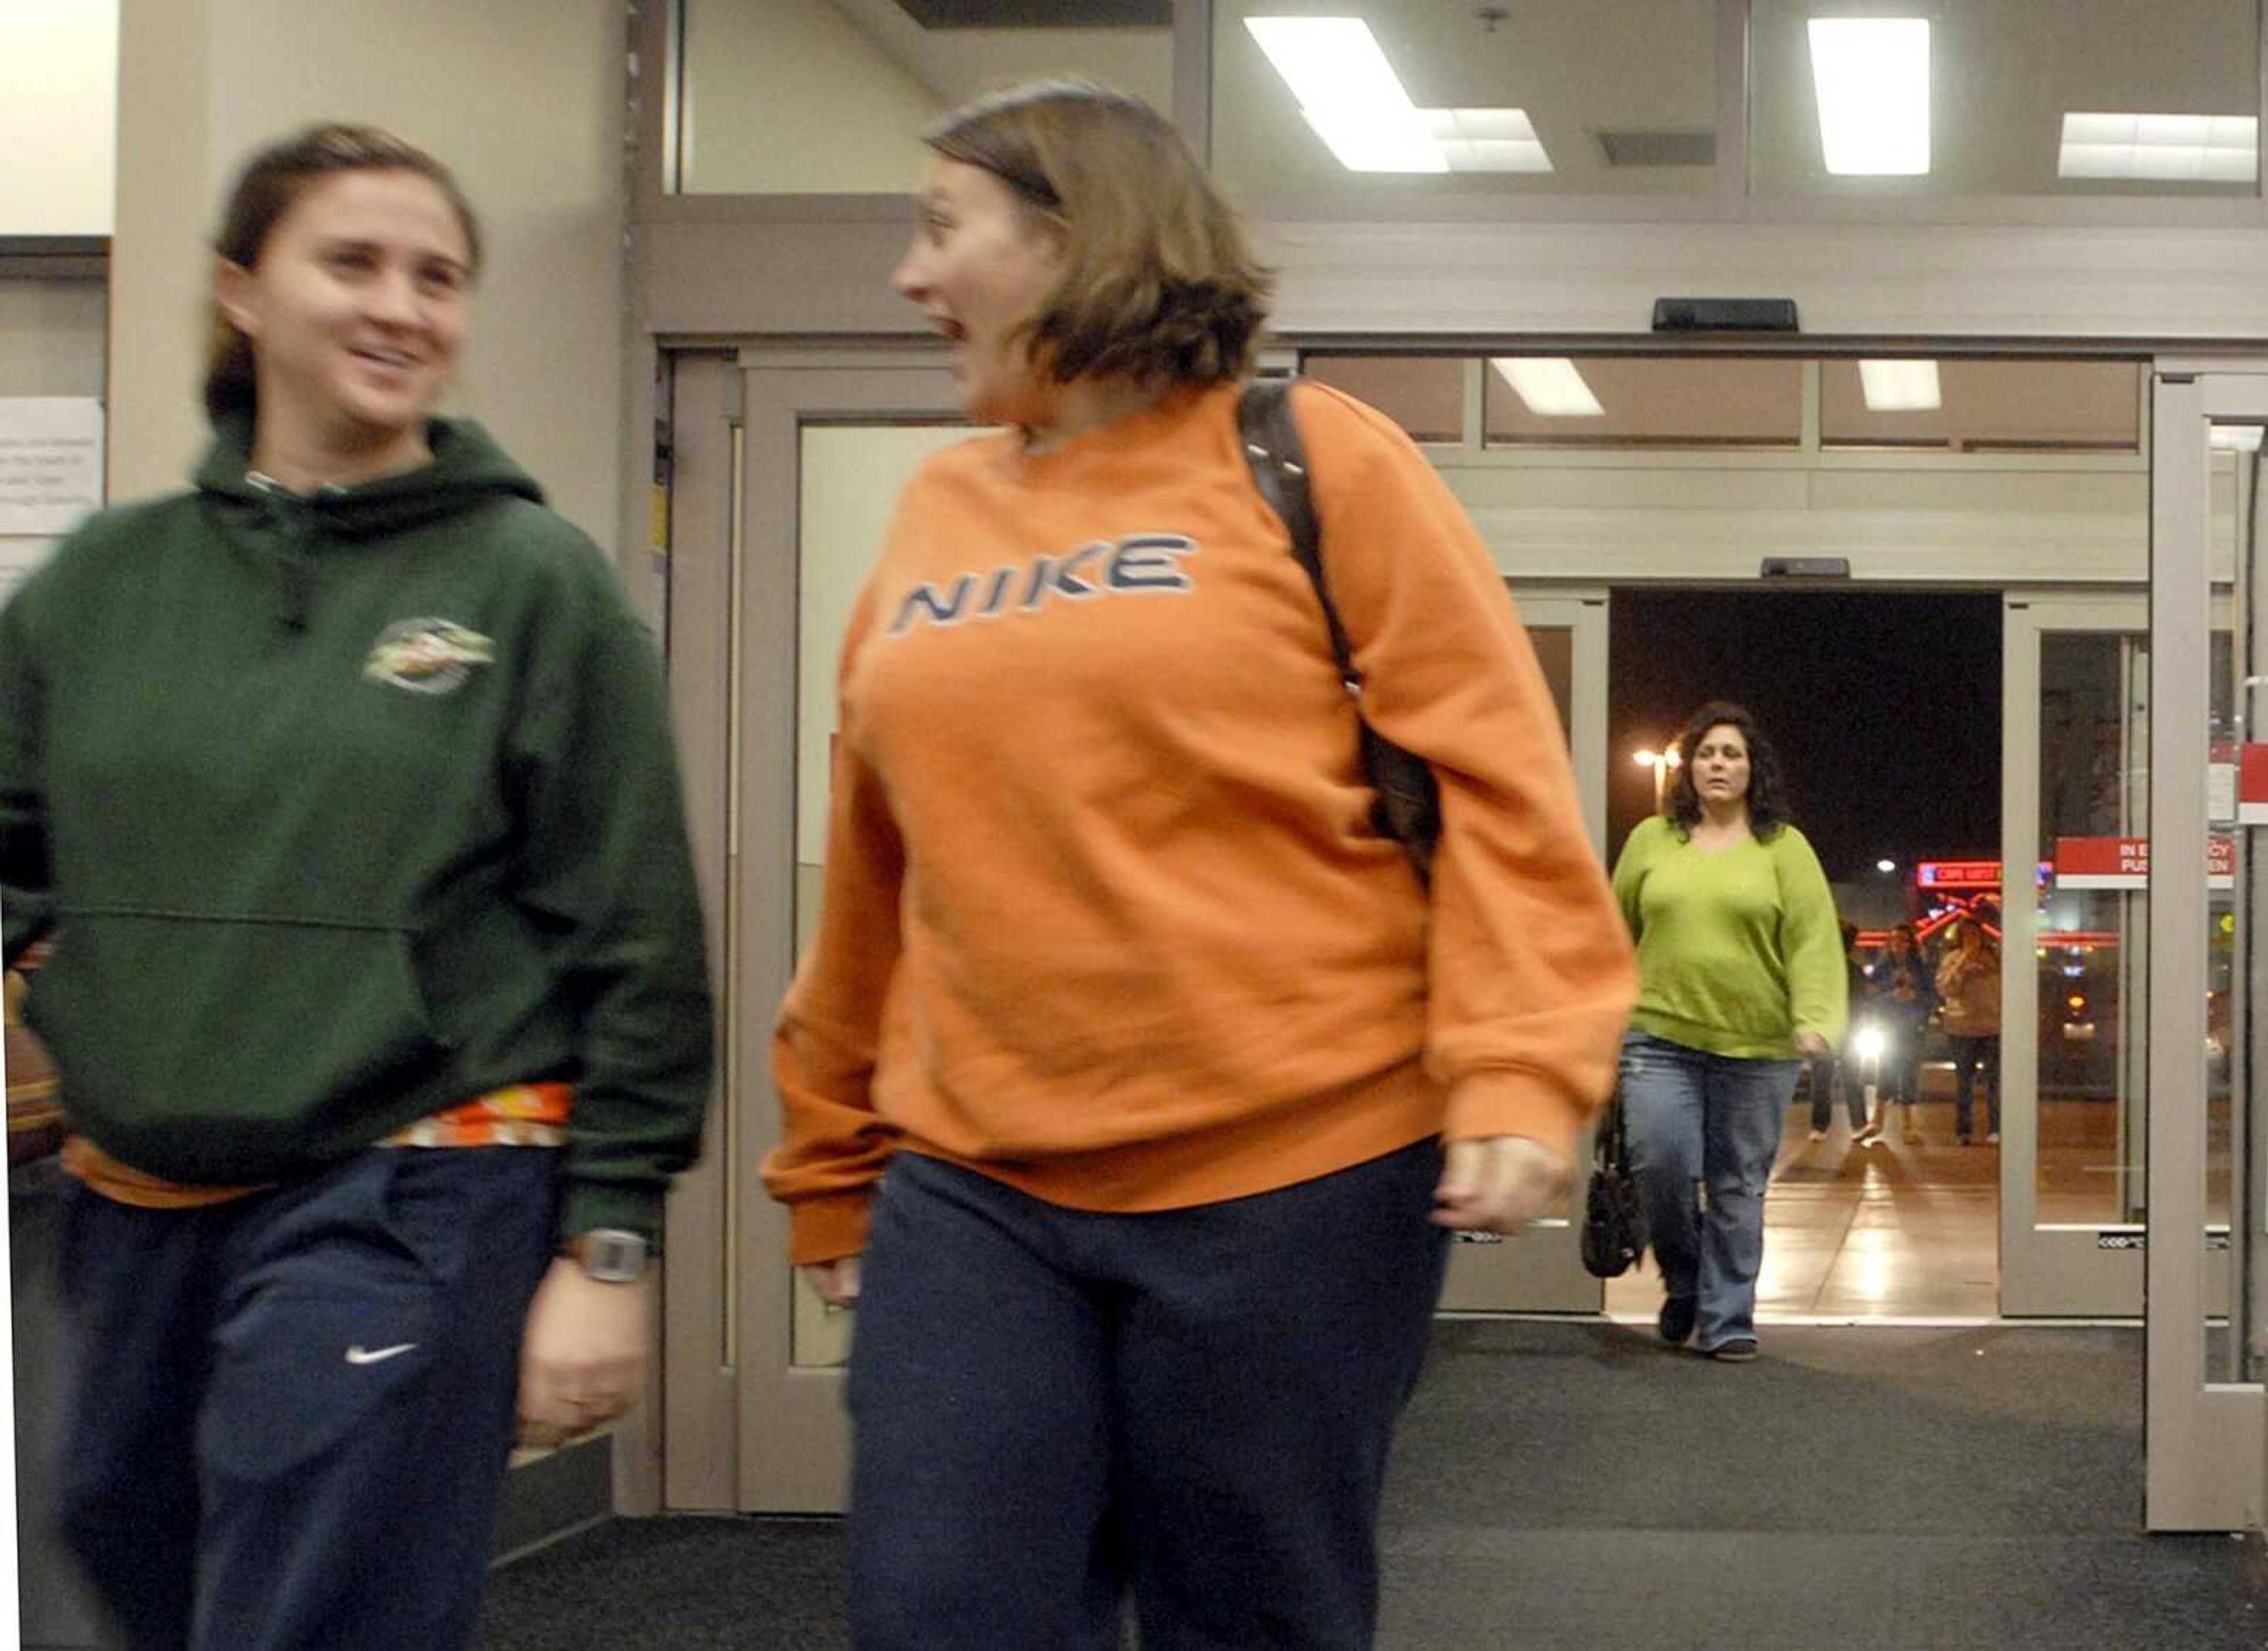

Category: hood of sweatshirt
[193, 415, 548, 629]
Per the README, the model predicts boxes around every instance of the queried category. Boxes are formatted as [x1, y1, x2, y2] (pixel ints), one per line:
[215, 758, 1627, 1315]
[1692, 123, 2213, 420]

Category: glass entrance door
[2000, 599, 2150, 1318]
[1436, 588, 1610, 1315]
[2143, 366, 2268, 1532]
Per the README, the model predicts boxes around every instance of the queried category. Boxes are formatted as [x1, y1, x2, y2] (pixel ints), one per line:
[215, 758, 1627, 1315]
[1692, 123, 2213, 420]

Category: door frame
[2143, 365, 2268, 1531]
[1436, 588, 1611, 1315]
[1998, 594, 2149, 1318]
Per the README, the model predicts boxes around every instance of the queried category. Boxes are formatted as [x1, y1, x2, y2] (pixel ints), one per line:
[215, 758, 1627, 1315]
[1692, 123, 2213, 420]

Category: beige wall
[0, 280, 107, 399]
[0, 3, 117, 236]
[684, 0, 940, 194]
[111, 0, 626, 549]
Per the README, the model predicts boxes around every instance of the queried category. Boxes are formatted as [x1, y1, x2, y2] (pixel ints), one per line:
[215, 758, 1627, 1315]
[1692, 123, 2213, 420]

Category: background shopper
[1611, 701, 1846, 1362]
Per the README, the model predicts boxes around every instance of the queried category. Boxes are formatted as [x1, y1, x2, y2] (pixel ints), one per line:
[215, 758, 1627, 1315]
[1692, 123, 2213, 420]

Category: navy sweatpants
[846, 1139, 1451, 1651]
[54, 1147, 558, 1651]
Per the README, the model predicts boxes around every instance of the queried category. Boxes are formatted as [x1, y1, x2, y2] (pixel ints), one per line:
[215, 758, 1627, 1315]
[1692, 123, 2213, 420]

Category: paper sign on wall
[0, 399, 103, 536]
[0, 398, 102, 612]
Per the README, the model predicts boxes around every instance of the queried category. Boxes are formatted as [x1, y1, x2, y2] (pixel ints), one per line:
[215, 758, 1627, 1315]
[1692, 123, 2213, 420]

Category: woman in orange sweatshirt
[765, 80, 1635, 1650]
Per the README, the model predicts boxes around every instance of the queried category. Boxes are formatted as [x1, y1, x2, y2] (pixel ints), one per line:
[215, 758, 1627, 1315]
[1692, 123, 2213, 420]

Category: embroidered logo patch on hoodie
[363, 618, 496, 696]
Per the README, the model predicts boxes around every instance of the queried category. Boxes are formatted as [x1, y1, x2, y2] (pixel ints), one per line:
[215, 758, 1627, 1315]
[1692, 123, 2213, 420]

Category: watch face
[583, 1231, 649, 1283]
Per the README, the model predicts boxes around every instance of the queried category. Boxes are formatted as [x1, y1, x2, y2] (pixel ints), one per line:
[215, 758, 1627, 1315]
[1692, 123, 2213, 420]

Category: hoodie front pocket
[26, 911, 449, 1179]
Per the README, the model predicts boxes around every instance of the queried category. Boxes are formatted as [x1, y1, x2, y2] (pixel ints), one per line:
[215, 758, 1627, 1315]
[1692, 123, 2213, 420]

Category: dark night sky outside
[1606, 589, 2003, 889]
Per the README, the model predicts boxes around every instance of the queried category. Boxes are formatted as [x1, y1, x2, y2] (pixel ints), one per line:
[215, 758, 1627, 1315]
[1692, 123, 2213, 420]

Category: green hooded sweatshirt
[0, 417, 712, 1241]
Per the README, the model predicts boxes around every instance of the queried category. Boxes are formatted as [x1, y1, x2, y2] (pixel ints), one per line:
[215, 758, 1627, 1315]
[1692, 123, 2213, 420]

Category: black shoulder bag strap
[1237, 377, 1442, 885]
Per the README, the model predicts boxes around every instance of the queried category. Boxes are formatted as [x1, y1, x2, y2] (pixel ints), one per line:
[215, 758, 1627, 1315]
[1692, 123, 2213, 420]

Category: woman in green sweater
[1611, 703, 1847, 1360]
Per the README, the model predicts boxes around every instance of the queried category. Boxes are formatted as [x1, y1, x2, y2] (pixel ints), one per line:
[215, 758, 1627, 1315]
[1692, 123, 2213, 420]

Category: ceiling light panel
[1244, 18, 1553, 175]
[1427, 109, 1553, 174]
[2059, 113, 2258, 182]
[1492, 358, 1605, 417]
[1246, 17, 1443, 173]
[1807, 17, 1931, 176]
[1859, 360, 1941, 412]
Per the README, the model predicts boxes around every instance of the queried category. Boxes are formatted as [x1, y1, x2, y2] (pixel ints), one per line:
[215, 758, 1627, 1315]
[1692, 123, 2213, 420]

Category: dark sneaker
[1657, 1296, 1697, 1346]
[1703, 1337, 1759, 1363]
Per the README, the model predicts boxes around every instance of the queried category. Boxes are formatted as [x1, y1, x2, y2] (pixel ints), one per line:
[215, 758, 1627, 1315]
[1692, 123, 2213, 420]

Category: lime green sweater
[1610, 815, 1847, 1059]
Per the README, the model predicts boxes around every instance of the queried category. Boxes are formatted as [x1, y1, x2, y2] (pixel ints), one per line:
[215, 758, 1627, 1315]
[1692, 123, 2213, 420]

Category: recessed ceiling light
[2059, 113, 2257, 182]
[1492, 358, 1605, 417]
[1246, 17, 1444, 173]
[2210, 425, 2264, 452]
[1859, 360, 1941, 412]
[1808, 18, 1931, 176]
[1246, 18, 1552, 174]
[1426, 109, 1553, 174]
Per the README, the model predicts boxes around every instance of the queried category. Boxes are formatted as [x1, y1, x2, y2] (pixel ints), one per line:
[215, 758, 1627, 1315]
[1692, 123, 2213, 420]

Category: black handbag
[1581, 1097, 1648, 1279]
[1238, 379, 1443, 886]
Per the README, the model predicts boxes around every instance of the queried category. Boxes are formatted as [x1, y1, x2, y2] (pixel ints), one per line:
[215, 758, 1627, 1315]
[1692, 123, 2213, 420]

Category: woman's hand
[802, 1255, 863, 1308]
[1432, 1136, 1572, 1233]
[516, 1258, 654, 1451]
[1795, 1029, 1832, 1060]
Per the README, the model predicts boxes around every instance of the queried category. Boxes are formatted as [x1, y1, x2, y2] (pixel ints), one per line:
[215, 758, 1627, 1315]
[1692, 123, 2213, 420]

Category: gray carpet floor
[473, 1322, 2268, 1649]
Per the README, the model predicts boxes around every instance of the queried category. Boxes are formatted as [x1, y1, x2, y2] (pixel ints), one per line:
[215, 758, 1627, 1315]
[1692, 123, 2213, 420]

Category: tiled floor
[1605, 1083, 2009, 1323]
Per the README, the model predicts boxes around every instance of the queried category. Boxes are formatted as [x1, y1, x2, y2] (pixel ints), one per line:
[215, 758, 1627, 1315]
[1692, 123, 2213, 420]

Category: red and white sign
[2239, 743, 2268, 825]
[2055, 836, 2236, 890]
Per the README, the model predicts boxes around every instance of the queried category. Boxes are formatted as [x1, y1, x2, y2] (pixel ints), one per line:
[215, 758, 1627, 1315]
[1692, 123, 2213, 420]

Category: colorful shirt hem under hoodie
[765, 381, 1637, 1265]
[0, 416, 713, 1241]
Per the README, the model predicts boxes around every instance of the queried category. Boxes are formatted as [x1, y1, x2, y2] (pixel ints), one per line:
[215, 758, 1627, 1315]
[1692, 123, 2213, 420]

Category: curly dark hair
[1665, 701, 1793, 841]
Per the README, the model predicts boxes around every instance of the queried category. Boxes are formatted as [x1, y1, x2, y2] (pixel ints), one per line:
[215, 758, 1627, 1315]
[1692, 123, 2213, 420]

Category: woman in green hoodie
[0, 126, 713, 1650]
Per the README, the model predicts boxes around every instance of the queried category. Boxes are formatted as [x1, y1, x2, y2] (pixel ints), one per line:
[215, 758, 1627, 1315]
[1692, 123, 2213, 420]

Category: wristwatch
[563, 1228, 653, 1284]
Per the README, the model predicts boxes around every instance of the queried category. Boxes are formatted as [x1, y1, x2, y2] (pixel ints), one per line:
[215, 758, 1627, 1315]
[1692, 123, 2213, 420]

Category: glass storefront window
[677, 0, 1173, 195]
[1821, 361, 2143, 453]
[1211, 1, 1719, 202]
[1751, 0, 2262, 203]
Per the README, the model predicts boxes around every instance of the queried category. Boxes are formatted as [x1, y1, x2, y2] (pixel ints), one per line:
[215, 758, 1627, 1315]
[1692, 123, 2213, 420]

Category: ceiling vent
[894, 1, 1169, 25]
[1597, 130, 1718, 168]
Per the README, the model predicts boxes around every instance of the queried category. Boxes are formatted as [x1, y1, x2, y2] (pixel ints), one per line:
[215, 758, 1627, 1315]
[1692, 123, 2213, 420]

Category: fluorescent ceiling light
[1859, 360, 1941, 412]
[1492, 358, 1605, 417]
[2211, 425, 2264, 452]
[2059, 113, 2257, 182]
[1245, 18, 1551, 174]
[1246, 16, 1443, 173]
[1808, 18, 1931, 176]
[1425, 109, 1552, 174]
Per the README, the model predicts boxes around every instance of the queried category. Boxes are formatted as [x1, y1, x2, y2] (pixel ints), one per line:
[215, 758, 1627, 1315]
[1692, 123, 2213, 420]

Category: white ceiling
[748, 3, 2262, 203]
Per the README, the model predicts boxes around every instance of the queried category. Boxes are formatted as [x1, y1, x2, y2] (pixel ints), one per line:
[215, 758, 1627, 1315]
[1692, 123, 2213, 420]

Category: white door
[2141, 366, 2267, 1532]
[1435, 588, 1613, 1314]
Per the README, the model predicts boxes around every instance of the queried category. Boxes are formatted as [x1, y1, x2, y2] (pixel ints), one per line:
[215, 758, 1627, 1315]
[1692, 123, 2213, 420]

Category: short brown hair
[924, 80, 1272, 389]
[204, 124, 483, 423]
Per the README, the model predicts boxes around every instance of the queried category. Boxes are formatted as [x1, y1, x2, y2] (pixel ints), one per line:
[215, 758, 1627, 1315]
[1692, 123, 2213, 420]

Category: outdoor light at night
[1877, 859, 1897, 873]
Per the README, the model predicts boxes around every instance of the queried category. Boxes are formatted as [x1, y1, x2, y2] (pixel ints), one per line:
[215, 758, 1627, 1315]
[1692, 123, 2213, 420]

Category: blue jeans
[1951, 1035, 2000, 1136]
[1619, 1030, 1801, 1350]
[1807, 1052, 1865, 1131]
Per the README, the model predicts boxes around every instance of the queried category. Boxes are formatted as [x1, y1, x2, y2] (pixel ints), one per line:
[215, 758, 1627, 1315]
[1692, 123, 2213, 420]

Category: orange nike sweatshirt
[765, 381, 1635, 1264]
